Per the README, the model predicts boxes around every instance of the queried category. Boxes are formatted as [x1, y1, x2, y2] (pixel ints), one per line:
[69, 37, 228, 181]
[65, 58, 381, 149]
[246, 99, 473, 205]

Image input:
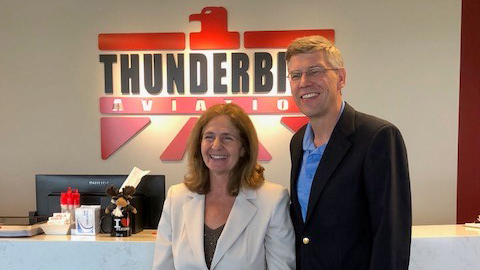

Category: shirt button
[303, 237, 310, 244]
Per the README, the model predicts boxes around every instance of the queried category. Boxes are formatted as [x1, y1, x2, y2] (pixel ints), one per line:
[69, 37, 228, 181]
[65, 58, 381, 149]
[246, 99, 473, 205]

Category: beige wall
[0, 0, 460, 225]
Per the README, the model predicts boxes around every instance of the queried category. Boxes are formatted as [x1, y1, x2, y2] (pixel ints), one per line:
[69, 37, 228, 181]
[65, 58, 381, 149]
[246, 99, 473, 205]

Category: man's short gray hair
[286, 35, 344, 69]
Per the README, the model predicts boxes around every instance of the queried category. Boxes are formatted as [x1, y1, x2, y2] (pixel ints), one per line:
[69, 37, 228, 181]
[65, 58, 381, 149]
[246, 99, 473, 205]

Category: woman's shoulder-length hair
[184, 103, 265, 196]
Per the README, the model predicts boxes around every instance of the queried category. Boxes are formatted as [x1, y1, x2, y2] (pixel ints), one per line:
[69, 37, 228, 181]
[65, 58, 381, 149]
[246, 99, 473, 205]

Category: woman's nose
[212, 137, 222, 149]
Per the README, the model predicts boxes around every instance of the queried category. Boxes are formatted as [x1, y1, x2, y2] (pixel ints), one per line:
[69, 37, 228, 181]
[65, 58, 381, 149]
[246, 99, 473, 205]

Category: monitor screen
[35, 174, 165, 229]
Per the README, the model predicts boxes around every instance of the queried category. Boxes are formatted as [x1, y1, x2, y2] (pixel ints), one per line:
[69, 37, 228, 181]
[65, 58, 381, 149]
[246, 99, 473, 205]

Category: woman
[152, 103, 295, 270]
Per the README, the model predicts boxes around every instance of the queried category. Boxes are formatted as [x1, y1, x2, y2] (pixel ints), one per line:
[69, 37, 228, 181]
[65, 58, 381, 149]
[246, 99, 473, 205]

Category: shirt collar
[302, 100, 345, 151]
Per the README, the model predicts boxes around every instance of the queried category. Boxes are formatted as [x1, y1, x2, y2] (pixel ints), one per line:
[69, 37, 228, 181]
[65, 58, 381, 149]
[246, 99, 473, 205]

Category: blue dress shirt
[297, 101, 345, 221]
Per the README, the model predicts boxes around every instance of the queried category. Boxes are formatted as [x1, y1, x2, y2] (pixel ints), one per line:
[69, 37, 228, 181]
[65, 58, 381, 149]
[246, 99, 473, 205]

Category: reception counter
[0, 230, 156, 270]
[1, 225, 479, 269]
[410, 225, 480, 269]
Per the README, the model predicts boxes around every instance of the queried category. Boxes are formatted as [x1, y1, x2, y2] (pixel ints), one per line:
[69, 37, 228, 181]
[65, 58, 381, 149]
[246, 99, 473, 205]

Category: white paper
[120, 167, 150, 191]
[464, 223, 480, 229]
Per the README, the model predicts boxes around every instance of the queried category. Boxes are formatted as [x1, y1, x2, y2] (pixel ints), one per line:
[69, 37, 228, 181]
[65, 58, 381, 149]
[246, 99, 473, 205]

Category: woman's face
[201, 115, 245, 178]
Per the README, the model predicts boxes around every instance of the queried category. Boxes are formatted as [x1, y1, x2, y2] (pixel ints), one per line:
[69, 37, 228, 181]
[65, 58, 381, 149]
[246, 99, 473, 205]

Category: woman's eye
[223, 136, 234, 142]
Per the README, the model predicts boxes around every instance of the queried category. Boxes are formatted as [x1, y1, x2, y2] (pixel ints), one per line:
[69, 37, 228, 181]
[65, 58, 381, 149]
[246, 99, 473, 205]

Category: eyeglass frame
[287, 66, 339, 82]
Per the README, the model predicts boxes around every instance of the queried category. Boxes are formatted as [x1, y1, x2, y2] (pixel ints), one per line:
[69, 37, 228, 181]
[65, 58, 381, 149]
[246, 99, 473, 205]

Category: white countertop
[1, 225, 480, 270]
[1, 229, 157, 242]
[412, 224, 480, 238]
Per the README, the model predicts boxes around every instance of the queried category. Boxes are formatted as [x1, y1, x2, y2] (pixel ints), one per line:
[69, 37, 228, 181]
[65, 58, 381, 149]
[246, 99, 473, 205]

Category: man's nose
[299, 73, 313, 88]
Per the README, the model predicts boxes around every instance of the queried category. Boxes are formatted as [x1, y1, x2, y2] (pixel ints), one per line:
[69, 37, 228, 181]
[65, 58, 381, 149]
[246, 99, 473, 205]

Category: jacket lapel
[182, 191, 207, 268]
[210, 188, 257, 269]
[305, 103, 355, 223]
[290, 126, 307, 226]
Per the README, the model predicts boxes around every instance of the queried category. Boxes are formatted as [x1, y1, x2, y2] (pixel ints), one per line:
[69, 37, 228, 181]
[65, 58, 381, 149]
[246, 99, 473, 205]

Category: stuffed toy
[105, 185, 138, 217]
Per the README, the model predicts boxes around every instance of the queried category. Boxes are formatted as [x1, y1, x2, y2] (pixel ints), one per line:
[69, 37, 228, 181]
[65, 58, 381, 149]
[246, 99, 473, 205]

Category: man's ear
[337, 68, 346, 89]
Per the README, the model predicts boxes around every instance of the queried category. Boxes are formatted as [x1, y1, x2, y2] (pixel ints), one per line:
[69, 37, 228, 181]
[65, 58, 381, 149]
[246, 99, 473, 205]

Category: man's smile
[300, 92, 320, 99]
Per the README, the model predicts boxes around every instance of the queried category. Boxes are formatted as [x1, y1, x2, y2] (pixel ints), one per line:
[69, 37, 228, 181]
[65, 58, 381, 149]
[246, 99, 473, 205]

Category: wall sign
[98, 6, 334, 161]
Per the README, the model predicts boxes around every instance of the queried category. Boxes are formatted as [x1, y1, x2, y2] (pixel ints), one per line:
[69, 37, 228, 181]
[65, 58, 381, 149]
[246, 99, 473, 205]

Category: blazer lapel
[290, 125, 307, 226]
[305, 103, 355, 223]
[210, 188, 257, 269]
[182, 191, 207, 268]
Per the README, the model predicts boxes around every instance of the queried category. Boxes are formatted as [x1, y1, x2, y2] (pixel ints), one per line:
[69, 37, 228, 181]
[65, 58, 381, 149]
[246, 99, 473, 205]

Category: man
[286, 35, 411, 270]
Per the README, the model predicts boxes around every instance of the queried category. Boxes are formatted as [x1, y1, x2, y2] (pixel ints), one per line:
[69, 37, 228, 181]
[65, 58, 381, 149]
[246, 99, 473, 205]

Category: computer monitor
[35, 174, 165, 230]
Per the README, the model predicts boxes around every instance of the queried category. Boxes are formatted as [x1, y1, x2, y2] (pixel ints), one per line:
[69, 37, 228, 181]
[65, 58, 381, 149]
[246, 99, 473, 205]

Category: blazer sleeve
[152, 186, 176, 270]
[364, 124, 412, 270]
[264, 187, 296, 270]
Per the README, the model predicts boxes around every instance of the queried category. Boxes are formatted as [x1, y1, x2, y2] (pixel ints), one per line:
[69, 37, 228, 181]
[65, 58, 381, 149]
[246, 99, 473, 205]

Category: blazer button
[302, 237, 310, 244]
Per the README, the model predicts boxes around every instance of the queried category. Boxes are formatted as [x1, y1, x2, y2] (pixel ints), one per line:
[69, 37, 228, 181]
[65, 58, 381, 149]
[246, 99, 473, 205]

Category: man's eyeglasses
[287, 67, 338, 81]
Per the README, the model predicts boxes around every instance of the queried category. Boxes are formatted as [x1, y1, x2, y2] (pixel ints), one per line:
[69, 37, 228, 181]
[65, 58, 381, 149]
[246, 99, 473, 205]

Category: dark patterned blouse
[204, 223, 225, 269]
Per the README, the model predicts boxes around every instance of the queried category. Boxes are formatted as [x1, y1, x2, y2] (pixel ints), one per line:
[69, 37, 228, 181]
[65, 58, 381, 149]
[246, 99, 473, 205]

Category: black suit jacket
[290, 103, 411, 270]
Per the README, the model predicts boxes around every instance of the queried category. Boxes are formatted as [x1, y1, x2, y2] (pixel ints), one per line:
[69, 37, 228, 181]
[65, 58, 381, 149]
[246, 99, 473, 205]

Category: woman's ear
[240, 147, 246, 157]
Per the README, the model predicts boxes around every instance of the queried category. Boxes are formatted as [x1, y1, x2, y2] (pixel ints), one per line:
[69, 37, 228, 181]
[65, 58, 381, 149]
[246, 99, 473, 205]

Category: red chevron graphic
[281, 116, 309, 133]
[258, 142, 272, 161]
[160, 117, 198, 161]
[101, 117, 150, 159]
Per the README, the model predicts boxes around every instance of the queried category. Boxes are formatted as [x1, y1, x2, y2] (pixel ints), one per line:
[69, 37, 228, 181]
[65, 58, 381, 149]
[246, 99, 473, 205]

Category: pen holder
[111, 212, 132, 237]
[100, 213, 135, 237]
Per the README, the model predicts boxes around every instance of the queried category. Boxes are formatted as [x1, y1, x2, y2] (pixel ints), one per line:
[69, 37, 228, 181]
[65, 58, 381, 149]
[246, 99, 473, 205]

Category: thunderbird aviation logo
[98, 6, 334, 161]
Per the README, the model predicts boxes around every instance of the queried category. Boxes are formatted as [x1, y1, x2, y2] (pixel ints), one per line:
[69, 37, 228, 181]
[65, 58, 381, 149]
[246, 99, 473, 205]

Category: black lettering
[167, 54, 184, 94]
[277, 52, 287, 93]
[99, 54, 117, 94]
[232, 53, 249, 93]
[254, 52, 273, 93]
[189, 54, 207, 94]
[100, 52, 288, 96]
[144, 54, 163, 95]
[213, 53, 227, 93]
[121, 54, 140, 94]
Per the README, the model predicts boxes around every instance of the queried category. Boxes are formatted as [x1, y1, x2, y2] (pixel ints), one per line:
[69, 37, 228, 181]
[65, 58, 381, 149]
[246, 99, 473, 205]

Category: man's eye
[307, 68, 324, 77]
[290, 73, 302, 80]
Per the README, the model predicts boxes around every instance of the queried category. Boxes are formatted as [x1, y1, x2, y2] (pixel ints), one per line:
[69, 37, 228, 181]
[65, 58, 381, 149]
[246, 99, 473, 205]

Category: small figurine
[105, 185, 138, 217]
[105, 185, 137, 237]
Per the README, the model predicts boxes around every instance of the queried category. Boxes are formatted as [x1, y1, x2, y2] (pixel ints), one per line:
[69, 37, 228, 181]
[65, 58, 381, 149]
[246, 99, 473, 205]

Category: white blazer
[152, 182, 295, 270]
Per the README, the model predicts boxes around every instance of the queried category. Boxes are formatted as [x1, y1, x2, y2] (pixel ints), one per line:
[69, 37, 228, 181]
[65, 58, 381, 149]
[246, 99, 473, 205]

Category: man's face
[287, 51, 346, 120]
